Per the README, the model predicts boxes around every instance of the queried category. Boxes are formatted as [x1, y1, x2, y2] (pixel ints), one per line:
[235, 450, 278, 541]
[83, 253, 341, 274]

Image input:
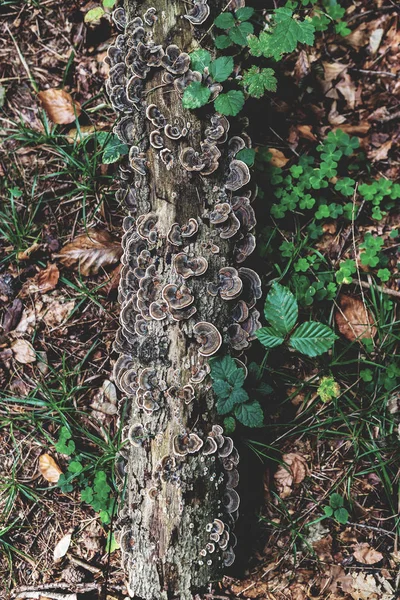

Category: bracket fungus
[173, 253, 208, 279]
[225, 159, 250, 191]
[162, 45, 190, 75]
[162, 283, 194, 310]
[207, 267, 242, 301]
[184, 0, 210, 25]
[193, 322, 222, 357]
[173, 432, 204, 457]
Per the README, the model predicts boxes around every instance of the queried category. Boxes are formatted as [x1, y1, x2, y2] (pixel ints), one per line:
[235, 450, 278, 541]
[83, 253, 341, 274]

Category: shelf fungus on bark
[108, 2, 260, 598]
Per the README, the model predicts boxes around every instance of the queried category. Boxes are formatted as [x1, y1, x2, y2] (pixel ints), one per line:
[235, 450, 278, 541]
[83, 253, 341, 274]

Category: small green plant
[55, 427, 117, 524]
[323, 493, 349, 524]
[318, 376, 340, 403]
[210, 355, 264, 428]
[84, 0, 117, 23]
[256, 283, 337, 357]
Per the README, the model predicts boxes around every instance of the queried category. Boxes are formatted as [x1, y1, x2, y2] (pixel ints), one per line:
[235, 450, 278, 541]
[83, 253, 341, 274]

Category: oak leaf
[21, 264, 60, 297]
[38, 89, 81, 125]
[335, 295, 377, 342]
[39, 453, 62, 483]
[353, 543, 383, 565]
[274, 452, 308, 498]
[58, 229, 122, 276]
[12, 339, 36, 364]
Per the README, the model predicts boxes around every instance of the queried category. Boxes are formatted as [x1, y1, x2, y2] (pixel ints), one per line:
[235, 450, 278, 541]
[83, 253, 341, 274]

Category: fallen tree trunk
[107, 1, 260, 598]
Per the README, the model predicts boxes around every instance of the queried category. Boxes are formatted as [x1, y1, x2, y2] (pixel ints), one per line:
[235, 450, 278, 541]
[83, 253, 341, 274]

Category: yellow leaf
[38, 89, 81, 125]
[39, 453, 62, 483]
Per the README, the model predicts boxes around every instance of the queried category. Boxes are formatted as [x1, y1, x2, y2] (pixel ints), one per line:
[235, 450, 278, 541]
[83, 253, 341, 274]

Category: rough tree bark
[107, 1, 260, 598]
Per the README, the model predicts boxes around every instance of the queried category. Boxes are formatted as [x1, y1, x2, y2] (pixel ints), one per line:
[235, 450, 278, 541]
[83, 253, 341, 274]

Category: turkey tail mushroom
[108, 2, 259, 599]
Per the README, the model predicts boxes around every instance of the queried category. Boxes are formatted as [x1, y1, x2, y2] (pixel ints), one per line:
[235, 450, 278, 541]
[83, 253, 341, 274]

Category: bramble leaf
[209, 56, 234, 82]
[189, 49, 211, 72]
[229, 21, 254, 46]
[214, 12, 236, 29]
[182, 81, 211, 109]
[213, 379, 231, 399]
[214, 90, 245, 116]
[210, 355, 237, 381]
[242, 66, 277, 98]
[235, 400, 264, 427]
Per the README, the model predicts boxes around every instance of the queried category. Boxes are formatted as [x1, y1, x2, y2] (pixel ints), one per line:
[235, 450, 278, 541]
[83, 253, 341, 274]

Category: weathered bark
[107, 1, 259, 598]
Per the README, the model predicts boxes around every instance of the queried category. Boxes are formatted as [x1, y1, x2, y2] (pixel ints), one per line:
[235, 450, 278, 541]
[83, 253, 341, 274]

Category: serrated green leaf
[242, 66, 277, 98]
[256, 327, 285, 349]
[84, 7, 105, 22]
[228, 21, 254, 46]
[270, 7, 315, 58]
[289, 321, 336, 357]
[223, 416, 236, 434]
[235, 7, 255, 21]
[236, 147, 256, 166]
[230, 387, 249, 405]
[209, 56, 234, 82]
[213, 379, 231, 399]
[264, 283, 298, 336]
[228, 368, 246, 389]
[214, 12, 236, 29]
[182, 81, 211, 109]
[189, 49, 211, 73]
[334, 507, 349, 524]
[210, 355, 237, 381]
[235, 400, 264, 427]
[329, 493, 344, 509]
[101, 134, 129, 164]
[215, 35, 233, 49]
[214, 90, 245, 116]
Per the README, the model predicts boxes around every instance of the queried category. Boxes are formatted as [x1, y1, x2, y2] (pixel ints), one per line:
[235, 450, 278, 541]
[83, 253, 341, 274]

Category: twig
[350, 68, 398, 79]
[351, 279, 400, 299]
[347, 521, 396, 538]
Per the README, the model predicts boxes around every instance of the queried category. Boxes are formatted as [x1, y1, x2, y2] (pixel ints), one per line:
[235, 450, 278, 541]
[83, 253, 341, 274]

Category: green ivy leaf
[242, 66, 277, 98]
[210, 355, 237, 381]
[334, 507, 349, 524]
[215, 35, 233, 49]
[256, 327, 285, 349]
[235, 400, 264, 427]
[214, 12, 236, 29]
[182, 81, 211, 109]
[214, 90, 245, 116]
[289, 321, 337, 357]
[84, 7, 105, 22]
[264, 283, 298, 336]
[189, 49, 212, 72]
[213, 379, 231, 399]
[100, 133, 129, 164]
[229, 21, 254, 46]
[209, 56, 234, 82]
[236, 147, 256, 166]
[235, 7, 255, 21]
[329, 493, 344, 509]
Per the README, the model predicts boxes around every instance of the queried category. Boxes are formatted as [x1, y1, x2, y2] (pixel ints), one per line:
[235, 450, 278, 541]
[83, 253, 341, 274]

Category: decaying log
[107, 1, 260, 598]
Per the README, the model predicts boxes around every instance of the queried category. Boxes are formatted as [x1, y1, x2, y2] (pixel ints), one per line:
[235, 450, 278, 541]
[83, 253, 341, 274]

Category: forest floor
[0, 1, 399, 599]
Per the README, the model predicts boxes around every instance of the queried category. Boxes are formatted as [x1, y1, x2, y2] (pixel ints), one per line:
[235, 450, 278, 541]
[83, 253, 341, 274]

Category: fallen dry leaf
[2, 298, 23, 333]
[58, 229, 122, 276]
[65, 125, 97, 144]
[349, 572, 394, 600]
[336, 72, 356, 109]
[353, 543, 383, 565]
[17, 242, 40, 261]
[268, 148, 289, 168]
[335, 295, 377, 342]
[42, 298, 75, 328]
[53, 532, 72, 562]
[38, 89, 81, 125]
[39, 454, 62, 483]
[297, 124, 317, 141]
[21, 263, 60, 297]
[12, 339, 36, 364]
[274, 452, 308, 498]
[368, 139, 393, 162]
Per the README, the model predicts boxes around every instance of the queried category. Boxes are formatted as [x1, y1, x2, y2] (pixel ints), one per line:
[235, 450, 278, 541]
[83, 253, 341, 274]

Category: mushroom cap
[162, 283, 194, 310]
[119, 368, 138, 396]
[136, 42, 164, 67]
[238, 267, 262, 307]
[145, 104, 167, 128]
[223, 488, 240, 513]
[119, 527, 135, 553]
[205, 114, 230, 144]
[138, 367, 158, 390]
[129, 146, 147, 175]
[200, 141, 221, 176]
[208, 203, 231, 225]
[120, 298, 137, 336]
[166, 384, 195, 404]
[174, 253, 208, 279]
[225, 160, 250, 191]
[180, 147, 205, 172]
[116, 186, 137, 211]
[143, 7, 157, 25]
[232, 300, 249, 323]
[126, 75, 143, 104]
[203, 436, 218, 455]
[109, 85, 133, 112]
[225, 468, 240, 489]
[222, 547, 236, 568]
[137, 212, 158, 243]
[105, 44, 123, 68]
[127, 25, 146, 49]
[149, 300, 168, 320]
[149, 129, 164, 149]
[167, 223, 183, 246]
[231, 196, 257, 231]
[109, 62, 125, 88]
[228, 136, 246, 157]
[190, 361, 210, 383]
[114, 115, 136, 145]
[162, 45, 190, 75]
[218, 436, 234, 458]
[241, 309, 262, 340]
[160, 148, 174, 170]
[234, 233, 256, 263]
[112, 7, 126, 31]
[165, 120, 187, 140]
[218, 529, 230, 550]
[228, 323, 250, 351]
[173, 432, 203, 456]
[219, 213, 241, 240]
[193, 321, 222, 357]
[134, 315, 148, 336]
[174, 69, 202, 94]
[128, 423, 146, 447]
[181, 218, 199, 237]
[184, 0, 210, 25]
